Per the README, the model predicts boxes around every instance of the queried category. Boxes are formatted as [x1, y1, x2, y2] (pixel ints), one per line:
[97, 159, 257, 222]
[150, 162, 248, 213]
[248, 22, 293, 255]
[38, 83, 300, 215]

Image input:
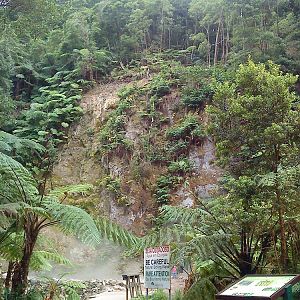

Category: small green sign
[216, 275, 300, 300]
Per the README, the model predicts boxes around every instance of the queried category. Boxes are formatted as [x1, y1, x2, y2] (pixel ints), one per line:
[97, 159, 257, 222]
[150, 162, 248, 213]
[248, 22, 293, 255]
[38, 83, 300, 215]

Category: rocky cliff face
[52, 75, 222, 235]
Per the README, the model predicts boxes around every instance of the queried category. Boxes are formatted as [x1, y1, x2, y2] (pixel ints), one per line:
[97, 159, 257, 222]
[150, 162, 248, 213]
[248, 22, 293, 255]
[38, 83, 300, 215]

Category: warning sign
[144, 246, 171, 289]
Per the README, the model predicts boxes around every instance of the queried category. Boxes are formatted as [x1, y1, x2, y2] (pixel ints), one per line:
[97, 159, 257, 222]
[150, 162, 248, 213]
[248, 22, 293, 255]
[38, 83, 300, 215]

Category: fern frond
[63, 281, 85, 300]
[22, 202, 50, 219]
[30, 250, 72, 271]
[173, 230, 229, 262]
[0, 140, 12, 153]
[0, 232, 23, 261]
[0, 203, 22, 215]
[0, 152, 38, 204]
[0, 131, 45, 154]
[96, 217, 139, 248]
[43, 197, 101, 246]
[161, 205, 208, 225]
[48, 184, 94, 198]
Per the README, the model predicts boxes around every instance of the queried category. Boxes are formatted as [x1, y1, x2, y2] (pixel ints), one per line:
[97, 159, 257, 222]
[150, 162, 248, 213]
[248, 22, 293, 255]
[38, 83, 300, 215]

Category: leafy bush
[165, 115, 205, 160]
[14, 71, 84, 146]
[98, 176, 130, 206]
[168, 159, 192, 175]
[166, 115, 205, 143]
[166, 140, 189, 159]
[117, 85, 137, 100]
[149, 75, 171, 98]
[181, 86, 212, 109]
[99, 175, 121, 194]
[153, 175, 182, 205]
[98, 98, 133, 156]
[2, 277, 85, 300]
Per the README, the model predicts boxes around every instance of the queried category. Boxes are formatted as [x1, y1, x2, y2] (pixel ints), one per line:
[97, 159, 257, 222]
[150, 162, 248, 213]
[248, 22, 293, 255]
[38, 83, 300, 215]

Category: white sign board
[144, 245, 171, 289]
[220, 275, 296, 297]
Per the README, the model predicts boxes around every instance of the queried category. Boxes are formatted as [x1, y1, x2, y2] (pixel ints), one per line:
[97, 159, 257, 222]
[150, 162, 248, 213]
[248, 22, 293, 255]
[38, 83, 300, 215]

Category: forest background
[0, 0, 300, 299]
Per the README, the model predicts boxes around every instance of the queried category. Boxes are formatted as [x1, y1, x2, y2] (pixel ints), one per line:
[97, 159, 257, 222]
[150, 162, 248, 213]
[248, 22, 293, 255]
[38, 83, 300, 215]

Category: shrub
[166, 115, 205, 143]
[149, 75, 171, 98]
[153, 175, 182, 205]
[14, 71, 84, 146]
[98, 97, 133, 156]
[181, 86, 212, 109]
[168, 159, 192, 175]
[98, 176, 130, 206]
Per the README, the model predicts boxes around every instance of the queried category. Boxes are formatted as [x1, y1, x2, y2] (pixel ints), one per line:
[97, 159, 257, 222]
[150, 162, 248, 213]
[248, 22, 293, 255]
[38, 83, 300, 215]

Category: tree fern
[43, 197, 101, 246]
[96, 217, 139, 248]
[0, 233, 71, 272]
[0, 131, 45, 164]
[0, 152, 38, 204]
[161, 205, 209, 224]
[48, 184, 94, 198]
[30, 251, 72, 271]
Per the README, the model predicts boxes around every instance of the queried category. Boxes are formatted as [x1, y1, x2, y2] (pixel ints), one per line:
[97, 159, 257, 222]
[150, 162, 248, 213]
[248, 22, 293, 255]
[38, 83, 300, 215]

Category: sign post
[144, 245, 171, 300]
[284, 285, 293, 300]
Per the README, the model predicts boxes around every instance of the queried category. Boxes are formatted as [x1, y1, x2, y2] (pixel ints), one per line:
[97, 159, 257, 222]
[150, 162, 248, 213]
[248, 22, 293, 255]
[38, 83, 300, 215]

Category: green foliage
[166, 115, 204, 142]
[207, 60, 300, 272]
[2, 275, 85, 300]
[136, 290, 168, 300]
[98, 175, 130, 206]
[154, 175, 181, 205]
[98, 89, 135, 155]
[3, 288, 44, 300]
[0, 152, 102, 294]
[96, 217, 139, 249]
[168, 159, 192, 175]
[166, 115, 205, 159]
[181, 86, 211, 109]
[148, 76, 171, 98]
[99, 176, 121, 193]
[0, 131, 45, 165]
[14, 73, 84, 146]
[39, 276, 85, 300]
[1, 0, 300, 297]
[44, 198, 101, 246]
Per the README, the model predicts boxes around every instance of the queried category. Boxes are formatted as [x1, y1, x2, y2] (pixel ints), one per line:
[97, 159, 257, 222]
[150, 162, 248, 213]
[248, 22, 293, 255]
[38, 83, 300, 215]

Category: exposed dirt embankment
[53, 81, 126, 185]
[52, 79, 154, 233]
[52, 78, 221, 234]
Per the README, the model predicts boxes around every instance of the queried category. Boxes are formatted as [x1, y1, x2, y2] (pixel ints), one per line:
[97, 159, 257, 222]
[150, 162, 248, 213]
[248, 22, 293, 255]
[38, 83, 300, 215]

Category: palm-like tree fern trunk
[11, 222, 39, 296]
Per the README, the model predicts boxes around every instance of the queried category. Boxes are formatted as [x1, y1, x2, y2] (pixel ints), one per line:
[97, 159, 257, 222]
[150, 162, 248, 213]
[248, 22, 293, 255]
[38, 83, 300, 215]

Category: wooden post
[284, 284, 293, 300]
[122, 275, 129, 300]
[169, 288, 172, 300]
[131, 275, 136, 297]
[123, 274, 143, 300]
[146, 288, 149, 300]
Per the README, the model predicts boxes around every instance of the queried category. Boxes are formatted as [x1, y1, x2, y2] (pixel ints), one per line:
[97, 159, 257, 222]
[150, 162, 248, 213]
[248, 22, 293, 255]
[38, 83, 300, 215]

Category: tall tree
[207, 60, 300, 271]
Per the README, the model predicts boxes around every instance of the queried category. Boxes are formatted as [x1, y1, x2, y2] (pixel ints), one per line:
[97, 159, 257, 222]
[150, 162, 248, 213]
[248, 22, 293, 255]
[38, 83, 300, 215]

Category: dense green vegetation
[0, 0, 300, 299]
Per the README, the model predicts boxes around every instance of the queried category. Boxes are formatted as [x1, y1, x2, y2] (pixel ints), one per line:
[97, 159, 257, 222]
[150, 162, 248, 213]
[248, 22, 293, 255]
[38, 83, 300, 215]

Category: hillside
[52, 68, 222, 234]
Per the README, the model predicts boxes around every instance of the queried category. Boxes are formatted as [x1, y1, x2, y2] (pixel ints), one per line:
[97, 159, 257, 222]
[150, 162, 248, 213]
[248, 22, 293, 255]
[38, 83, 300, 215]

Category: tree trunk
[11, 223, 39, 296]
[214, 15, 222, 66]
[277, 188, 288, 271]
[205, 25, 211, 67]
[160, 7, 165, 50]
[225, 23, 230, 64]
[221, 21, 225, 63]
[5, 261, 14, 288]
[274, 145, 288, 271]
